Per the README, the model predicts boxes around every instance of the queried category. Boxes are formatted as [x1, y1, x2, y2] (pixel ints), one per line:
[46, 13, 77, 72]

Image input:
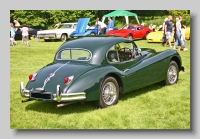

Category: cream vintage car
[37, 23, 77, 42]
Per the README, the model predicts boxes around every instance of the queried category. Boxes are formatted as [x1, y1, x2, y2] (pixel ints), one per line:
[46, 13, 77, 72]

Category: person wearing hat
[20, 24, 29, 46]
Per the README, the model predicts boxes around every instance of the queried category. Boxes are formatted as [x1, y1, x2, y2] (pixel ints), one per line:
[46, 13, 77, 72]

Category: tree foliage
[167, 10, 190, 25]
[10, 10, 190, 29]
[10, 10, 98, 29]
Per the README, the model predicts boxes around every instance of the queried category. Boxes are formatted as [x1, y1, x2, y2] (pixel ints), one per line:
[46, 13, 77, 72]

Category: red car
[106, 24, 152, 40]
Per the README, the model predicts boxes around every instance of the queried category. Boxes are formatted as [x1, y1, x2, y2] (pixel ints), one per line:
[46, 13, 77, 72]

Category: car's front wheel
[60, 34, 67, 41]
[96, 76, 119, 108]
[164, 61, 179, 85]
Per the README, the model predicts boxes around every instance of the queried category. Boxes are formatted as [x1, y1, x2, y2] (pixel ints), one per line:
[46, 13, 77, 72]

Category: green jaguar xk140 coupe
[20, 36, 184, 108]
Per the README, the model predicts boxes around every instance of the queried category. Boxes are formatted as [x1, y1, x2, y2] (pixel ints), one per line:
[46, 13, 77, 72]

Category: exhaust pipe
[22, 99, 32, 103]
[56, 102, 76, 108]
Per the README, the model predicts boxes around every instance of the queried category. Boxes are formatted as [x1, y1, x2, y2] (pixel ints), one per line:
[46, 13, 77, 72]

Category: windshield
[122, 25, 135, 30]
[56, 49, 92, 61]
[59, 24, 74, 29]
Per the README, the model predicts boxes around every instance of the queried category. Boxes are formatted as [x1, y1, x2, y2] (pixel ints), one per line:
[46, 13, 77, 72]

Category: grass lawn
[10, 38, 190, 129]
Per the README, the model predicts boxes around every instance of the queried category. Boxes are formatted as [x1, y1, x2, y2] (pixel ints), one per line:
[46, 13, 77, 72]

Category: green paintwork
[25, 36, 183, 102]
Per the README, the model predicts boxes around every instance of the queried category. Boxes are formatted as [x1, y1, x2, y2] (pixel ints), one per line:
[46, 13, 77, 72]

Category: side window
[107, 42, 135, 63]
[137, 26, 142, 30]
[107, 45, 120, 63]
[57, 49, 91, 61]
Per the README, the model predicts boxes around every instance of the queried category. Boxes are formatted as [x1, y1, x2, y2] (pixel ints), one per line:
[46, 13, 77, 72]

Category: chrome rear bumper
[20, 82, 86, 102]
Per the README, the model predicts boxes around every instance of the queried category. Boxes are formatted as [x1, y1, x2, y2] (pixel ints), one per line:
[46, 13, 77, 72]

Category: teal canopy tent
[102, 10, 140, 26]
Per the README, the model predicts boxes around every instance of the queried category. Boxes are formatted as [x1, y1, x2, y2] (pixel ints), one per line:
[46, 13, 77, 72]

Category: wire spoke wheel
[102, 82, 117, 105]
[96, 76, 119, 108]
[167, 65, 178, 84]
[164, 61, 179, 85]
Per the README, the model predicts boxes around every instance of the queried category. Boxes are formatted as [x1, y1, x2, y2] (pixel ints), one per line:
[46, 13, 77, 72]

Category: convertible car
[20, 37, 184, 108]
[106, 24, 152, 40]
[146, 26, 190, 43]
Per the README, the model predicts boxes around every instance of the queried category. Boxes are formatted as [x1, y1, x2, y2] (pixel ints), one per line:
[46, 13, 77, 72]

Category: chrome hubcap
[102, 82, 117, 105]
[167, 65, 178, 84]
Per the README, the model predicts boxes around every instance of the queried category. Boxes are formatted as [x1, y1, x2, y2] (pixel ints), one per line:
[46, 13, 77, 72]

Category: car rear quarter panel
[64, 65, 125, 101]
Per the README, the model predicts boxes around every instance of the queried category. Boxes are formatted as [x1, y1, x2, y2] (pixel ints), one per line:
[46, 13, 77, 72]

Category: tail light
[29, 73, 37, 81]
[64, 76, 74, 84]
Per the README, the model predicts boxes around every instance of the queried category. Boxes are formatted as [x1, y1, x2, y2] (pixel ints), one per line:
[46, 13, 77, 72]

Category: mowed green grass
[10, 38, 190, 129]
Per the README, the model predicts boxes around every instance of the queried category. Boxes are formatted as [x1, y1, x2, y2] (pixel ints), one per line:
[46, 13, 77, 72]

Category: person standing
[13, 20, 21, 31]
[164, 15, 173, 47]
[106, 17, 114, 33]
[173, 18, 183, 49]
[95, 18, 107, 34]
[20, 24, 29, 46]
[10, 23, 17, 46]
[162, 18, 168, 45]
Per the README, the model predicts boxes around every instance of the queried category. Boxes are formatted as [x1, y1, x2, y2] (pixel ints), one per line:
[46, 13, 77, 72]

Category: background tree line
[10, 10, 190, 29]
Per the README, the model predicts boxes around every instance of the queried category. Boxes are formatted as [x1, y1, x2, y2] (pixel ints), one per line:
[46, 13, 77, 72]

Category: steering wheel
[122, 47, 132, 61]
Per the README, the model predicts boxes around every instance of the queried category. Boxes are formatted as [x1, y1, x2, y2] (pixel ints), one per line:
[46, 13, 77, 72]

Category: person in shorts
[164, 15, 173, 47]
[20, 24, 29, 46]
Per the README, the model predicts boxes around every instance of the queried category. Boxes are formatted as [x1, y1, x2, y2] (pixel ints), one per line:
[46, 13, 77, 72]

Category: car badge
[50, 73, 55, 77]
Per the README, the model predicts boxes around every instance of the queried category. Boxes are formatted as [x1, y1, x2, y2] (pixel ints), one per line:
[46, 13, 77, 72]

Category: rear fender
[64, 66, 124, 101]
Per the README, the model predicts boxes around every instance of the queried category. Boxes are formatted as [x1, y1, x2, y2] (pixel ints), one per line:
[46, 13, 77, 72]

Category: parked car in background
[146, 26, 190, 43]
[20, 36, 184, 108]
[69, 18, 91, 37]
[106, 24, 152, 40]
[14, 26, 40, 40]
[84, 25, 118, 35]
[37, 23, 77, 42]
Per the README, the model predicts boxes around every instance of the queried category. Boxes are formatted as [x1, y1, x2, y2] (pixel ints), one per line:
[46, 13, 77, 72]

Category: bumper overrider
[20, 82, 86, 102]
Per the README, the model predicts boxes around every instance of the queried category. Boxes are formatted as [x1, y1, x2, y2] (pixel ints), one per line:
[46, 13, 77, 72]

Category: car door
[135, 26, 146, 39]
[107, 42, 152, 93]
[147, 52, 169, 84]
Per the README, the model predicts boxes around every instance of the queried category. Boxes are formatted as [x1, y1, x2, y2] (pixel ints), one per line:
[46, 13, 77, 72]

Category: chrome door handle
[124, 69, 129, 72]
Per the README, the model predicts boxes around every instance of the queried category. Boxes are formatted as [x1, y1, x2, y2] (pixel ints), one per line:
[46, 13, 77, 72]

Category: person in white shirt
[20, 24, 29, 46]
[95, 18, 107, 34]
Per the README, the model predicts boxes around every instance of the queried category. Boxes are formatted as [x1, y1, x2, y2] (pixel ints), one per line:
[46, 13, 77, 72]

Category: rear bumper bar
[20, 82, 86, 102]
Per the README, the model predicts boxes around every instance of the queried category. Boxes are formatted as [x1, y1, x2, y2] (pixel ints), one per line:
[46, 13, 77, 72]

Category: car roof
[54, 36, 132, 65]
[57, 36, 131, 51]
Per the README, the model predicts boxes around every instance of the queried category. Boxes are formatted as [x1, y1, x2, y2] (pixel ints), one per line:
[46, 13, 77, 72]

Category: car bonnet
[74, 18, 90, 34]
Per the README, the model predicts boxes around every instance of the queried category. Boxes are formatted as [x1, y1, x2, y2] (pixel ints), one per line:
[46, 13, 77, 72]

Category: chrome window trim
[56, 48, 92, 62]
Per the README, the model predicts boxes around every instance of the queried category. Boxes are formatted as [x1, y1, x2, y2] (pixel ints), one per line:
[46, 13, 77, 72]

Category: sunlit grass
[10, 39, 190, 129]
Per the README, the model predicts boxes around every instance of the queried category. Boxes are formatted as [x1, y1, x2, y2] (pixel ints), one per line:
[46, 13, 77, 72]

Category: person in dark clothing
[164, 15, 173, 47]
[162, 18, 168, 45]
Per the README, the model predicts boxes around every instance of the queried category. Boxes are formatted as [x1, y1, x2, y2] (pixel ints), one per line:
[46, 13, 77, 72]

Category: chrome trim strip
[53, 92, 86, 102]
[20, 82, 86, 102]
[56, 48, 92, 62]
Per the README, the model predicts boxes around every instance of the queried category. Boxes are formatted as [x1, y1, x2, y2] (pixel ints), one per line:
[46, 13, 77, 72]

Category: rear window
[57, 49, 92, 61]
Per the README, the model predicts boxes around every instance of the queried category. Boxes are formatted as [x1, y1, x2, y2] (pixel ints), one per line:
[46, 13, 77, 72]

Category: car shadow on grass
[25, 100, 98, 115]
[25, 82, 165, 114]
[119, 82, 164, 101]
